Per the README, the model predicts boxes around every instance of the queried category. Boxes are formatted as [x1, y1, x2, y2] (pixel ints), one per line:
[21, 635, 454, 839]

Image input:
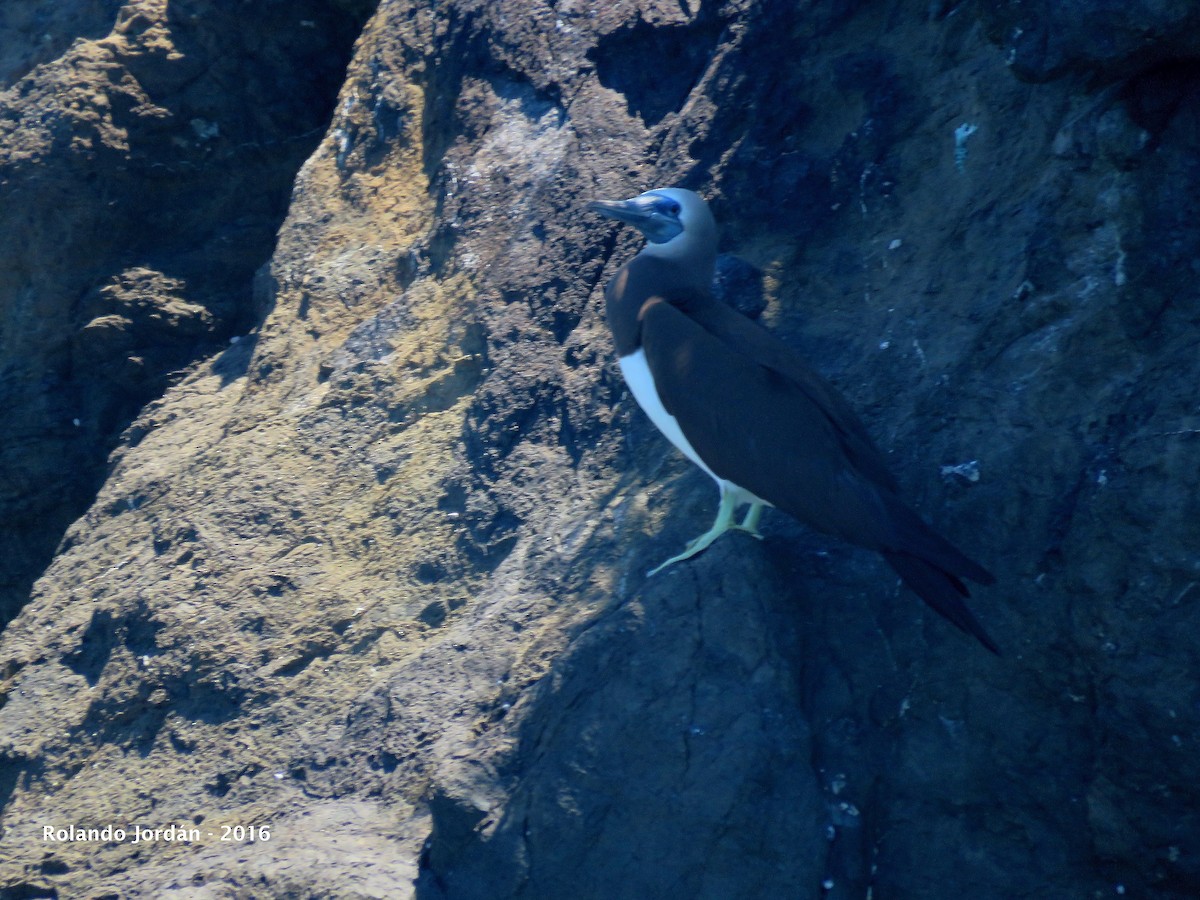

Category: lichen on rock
[2, 1, 1200, 898]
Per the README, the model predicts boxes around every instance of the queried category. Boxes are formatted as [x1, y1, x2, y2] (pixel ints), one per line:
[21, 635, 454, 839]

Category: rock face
[0, 0, 374, 626]
[1, 0, 1199, 897]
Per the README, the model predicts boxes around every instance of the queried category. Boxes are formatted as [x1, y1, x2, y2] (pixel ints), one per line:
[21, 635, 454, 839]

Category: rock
[0, 0, 373, 626]
[1, 0, 1199, 898]
[713, 254, 767, 319]
[976, 0, 1200, 81]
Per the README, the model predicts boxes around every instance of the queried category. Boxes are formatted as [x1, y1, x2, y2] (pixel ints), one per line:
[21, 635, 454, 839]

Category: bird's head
[588, 188, 717, 264]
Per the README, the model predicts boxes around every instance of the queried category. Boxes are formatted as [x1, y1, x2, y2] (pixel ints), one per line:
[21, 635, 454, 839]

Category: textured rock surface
[1, 0, 1199, 897]
[976, 0, 1200, 81]
[0, 0, 373, 626]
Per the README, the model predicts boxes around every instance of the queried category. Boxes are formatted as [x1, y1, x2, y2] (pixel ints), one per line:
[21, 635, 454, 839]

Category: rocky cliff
[1, 1, 1198, 897]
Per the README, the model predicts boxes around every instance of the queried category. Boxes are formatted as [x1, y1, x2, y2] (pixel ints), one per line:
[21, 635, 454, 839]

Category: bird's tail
[881, 549, 1001, 655]
[878, 490, 996, 588]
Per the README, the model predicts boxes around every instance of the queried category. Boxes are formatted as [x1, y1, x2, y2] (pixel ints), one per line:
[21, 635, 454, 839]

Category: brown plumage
[591, 187, 999, 654]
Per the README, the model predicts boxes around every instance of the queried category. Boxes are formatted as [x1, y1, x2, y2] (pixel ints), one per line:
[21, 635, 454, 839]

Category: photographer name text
[42, 823, 270, 844]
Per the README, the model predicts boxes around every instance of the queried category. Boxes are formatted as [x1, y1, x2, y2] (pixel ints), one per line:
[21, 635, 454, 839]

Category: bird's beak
[587, 196, 657, 228]
[588, 195, 683, 244]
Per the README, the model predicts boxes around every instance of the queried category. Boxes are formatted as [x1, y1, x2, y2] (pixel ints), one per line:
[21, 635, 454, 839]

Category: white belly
[618, 349, 769, 507]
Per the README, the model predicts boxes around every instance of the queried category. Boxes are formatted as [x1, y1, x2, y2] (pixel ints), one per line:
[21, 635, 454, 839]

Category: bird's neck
[605, 251, 715, 356]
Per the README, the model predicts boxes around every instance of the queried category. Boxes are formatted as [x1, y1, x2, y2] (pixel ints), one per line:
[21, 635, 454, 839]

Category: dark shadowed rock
[713, 253, 767, 319]
[1, 0, 1199, 898]
[976, 0, 1200, 82]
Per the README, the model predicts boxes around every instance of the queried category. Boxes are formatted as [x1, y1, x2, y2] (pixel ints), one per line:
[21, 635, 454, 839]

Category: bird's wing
[677, 295, 898, 493]
[638, 295, 997, 648]
[638, 296, 897, 548]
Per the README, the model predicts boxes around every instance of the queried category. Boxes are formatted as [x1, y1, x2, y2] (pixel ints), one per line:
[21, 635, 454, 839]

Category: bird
[588, 187, 1000, 654]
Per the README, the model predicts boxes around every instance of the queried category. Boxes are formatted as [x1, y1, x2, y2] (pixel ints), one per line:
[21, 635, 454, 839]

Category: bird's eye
[663, 201, 681, 217]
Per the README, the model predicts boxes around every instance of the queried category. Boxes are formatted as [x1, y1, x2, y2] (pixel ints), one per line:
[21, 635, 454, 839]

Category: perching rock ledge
[2, 1, 1199, 897]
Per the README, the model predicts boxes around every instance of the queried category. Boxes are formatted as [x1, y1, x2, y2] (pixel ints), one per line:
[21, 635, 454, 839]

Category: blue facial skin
[588, 192, 684, 244]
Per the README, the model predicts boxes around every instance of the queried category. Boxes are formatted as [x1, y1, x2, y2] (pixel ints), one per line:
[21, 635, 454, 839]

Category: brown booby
[589, 187, 1000, 654]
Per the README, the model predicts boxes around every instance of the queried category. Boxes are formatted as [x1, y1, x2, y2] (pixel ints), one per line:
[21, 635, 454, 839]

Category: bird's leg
[647, 490, 738, 577]
[733, 501, 765, 539]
